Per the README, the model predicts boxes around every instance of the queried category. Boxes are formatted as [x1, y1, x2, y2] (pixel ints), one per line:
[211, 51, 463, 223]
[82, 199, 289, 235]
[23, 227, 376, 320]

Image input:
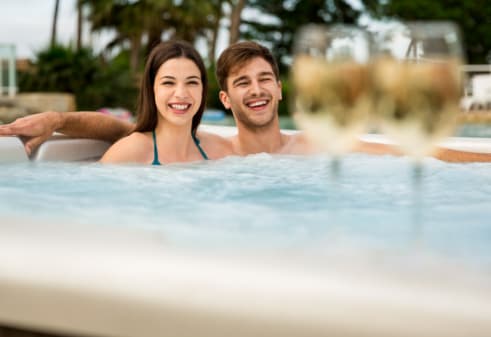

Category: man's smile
[245, 99, 270, 111]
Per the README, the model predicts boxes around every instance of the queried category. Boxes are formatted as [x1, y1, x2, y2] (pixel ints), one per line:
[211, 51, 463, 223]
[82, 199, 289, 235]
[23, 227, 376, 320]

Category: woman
[101, 40, 232, 164]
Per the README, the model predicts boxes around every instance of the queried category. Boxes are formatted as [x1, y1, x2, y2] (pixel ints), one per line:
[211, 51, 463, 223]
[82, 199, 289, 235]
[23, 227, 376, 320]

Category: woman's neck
[154, 121, 197, 162]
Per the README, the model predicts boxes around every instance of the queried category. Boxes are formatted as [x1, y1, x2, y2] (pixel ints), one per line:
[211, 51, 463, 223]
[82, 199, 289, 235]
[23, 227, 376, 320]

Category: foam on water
[1, 153, 491, 271]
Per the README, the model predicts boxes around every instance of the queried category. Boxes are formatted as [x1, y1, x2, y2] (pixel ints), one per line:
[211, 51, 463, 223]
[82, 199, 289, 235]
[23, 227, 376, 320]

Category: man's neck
[233, 120, 287, 155]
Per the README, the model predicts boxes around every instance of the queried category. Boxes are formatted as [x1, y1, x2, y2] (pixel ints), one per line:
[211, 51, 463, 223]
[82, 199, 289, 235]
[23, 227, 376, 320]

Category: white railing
[461, 65, 491, 111]
[0, 44, 17, 97]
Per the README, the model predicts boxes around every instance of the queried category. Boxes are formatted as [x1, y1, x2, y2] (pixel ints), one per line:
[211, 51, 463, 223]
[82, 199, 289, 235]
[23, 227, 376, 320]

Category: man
[0, 41, 490, 162]
[216, 41, 313, 155]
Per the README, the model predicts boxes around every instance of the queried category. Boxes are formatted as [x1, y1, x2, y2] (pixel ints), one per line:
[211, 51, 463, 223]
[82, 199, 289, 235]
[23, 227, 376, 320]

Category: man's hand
[0, 111, 62, 155]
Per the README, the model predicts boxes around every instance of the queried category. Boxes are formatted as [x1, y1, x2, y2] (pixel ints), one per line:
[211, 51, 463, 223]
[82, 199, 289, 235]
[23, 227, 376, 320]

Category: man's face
[219, 57, 282, 130]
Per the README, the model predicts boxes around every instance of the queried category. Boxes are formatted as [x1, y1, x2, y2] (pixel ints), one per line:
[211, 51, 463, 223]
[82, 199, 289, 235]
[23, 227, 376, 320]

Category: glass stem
[411, 161, 424, 245]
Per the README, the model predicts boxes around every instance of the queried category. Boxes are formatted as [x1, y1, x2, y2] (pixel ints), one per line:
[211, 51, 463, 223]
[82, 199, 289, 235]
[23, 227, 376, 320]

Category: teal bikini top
[151, 130, 208, 165]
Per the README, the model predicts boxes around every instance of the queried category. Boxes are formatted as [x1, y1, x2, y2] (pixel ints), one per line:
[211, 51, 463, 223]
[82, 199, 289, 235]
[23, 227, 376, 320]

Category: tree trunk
[208, 0, 224, 63]
[146, 27, 163, 57]
[50, 0, 60, 47]
[229, 0, 246, 45]
[76, 0, 83, 50]
[130, 35, 142, 74]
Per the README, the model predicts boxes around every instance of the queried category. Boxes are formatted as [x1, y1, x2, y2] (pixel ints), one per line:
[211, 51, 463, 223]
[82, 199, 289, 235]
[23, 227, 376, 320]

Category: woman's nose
[174, 83, 189, 98]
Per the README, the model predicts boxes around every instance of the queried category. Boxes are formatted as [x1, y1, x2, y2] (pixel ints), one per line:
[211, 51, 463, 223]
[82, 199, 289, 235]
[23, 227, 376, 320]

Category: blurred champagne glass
[371, 22, 463, 163]
[291, 24, 372, 178]
[371, 22, 464, 236]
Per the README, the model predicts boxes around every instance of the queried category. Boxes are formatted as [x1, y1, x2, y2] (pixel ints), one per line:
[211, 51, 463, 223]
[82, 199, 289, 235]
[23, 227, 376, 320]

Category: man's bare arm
[0, 111, 135, 155]
[355, 140, 491, 163]
[57, 111, 134, 141]
[433, 147, 491, 163]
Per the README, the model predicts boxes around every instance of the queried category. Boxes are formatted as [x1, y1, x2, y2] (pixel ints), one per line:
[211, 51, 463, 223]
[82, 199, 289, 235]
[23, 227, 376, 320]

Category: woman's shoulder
[196, 130, 235, 159]
[100, 131, 153, 163]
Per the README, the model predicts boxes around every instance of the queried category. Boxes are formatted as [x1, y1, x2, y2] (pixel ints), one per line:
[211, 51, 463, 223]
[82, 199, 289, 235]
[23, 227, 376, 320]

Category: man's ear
[278, 80, 283, 101]
[219, 90, 231, 110]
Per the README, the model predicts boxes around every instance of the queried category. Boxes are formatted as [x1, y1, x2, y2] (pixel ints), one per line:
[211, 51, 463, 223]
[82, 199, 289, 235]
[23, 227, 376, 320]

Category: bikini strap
[192, 132, 209, 160]
[151, 130, 161, 165]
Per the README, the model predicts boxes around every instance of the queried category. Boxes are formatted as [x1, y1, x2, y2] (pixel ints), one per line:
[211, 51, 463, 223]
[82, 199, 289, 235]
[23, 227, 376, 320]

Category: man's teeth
[248, 100, 267, 107]
[170, 104, 190, 110]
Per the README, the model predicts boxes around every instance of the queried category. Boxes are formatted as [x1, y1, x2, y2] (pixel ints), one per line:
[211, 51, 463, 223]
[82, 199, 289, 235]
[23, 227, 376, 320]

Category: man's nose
[249, 80, 262, 95]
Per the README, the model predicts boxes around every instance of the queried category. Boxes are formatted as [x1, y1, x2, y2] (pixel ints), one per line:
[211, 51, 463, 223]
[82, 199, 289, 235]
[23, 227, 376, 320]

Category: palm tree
[81, 0, 225, 69]
[81, 0, 148, 73]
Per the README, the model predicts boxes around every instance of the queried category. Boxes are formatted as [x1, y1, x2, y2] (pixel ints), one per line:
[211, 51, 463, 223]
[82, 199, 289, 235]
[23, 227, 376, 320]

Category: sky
[1, 0, 109, 59]
[0, 0, 238, 61]
[0, 0, 276, 64]
[0, 0, 371, 61]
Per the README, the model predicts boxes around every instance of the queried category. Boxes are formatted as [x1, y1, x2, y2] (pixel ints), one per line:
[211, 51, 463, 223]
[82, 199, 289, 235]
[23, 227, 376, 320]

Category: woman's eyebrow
[158, 75, 200, 80]
[159, 75, 176, 80]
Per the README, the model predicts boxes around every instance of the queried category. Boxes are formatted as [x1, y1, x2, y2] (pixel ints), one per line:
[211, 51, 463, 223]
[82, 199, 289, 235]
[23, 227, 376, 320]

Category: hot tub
[1, 125, 491, 337]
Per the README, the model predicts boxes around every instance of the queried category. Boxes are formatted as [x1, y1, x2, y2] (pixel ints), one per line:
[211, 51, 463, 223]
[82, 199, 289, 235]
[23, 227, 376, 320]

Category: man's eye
[260, 77, 272, 82]
[237, 82, 248, 87]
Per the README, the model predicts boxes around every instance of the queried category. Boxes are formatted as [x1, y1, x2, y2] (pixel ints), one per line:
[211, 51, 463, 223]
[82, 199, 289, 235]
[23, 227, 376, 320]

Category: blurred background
[1, 0, 491, 127]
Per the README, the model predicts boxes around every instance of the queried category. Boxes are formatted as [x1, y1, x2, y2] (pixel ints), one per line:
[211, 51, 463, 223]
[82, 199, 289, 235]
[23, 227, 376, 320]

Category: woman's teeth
[170, 104, 190, 110]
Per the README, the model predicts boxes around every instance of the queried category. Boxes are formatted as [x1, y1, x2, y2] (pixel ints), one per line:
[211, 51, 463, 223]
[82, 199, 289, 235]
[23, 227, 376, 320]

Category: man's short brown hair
[216, 41, 280, 91]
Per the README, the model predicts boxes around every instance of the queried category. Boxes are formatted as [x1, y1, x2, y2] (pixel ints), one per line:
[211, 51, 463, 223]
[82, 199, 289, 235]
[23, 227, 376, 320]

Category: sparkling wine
[371, 57, 462, 159]
[291, 55, 372, 155]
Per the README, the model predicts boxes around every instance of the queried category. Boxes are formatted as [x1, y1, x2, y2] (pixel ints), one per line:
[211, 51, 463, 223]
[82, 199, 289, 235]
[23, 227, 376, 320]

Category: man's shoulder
[196, 130, 235, 158]
[280, 132, 317, 155]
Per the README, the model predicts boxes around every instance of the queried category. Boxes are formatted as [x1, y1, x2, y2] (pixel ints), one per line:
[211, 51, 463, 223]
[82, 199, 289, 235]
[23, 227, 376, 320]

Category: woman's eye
[187, 81, 200, 86]
[162, 81, 174, 86]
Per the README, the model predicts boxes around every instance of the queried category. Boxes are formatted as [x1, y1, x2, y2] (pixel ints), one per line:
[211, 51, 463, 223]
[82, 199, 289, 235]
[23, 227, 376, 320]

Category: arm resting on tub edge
[357, 134, 491, 163]
[0, 111, 134, 156]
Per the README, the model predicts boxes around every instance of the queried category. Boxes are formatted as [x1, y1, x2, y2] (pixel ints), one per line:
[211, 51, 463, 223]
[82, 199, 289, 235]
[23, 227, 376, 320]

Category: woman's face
[153, 57, 203, 128]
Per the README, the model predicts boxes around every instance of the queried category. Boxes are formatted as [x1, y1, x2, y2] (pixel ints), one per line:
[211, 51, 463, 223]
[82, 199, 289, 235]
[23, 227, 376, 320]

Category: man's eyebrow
[258, 71, 275, 77]
[232, 75, 249, 86]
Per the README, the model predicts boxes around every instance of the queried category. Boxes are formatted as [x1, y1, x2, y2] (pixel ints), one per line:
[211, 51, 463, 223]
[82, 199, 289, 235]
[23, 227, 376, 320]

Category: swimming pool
[1, 127, 491, 336]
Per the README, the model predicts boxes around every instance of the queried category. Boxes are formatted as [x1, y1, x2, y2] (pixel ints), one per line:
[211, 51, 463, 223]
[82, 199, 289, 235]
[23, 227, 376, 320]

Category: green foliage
[239, 0, 367, 116]
[278, 75, 291, 117]
[18, 45, 138, 112]
[206, 64, 225, 112]
[81, 51, 138, 111]
[243, 0, 365, 73]
[365, 0, 491, 64]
